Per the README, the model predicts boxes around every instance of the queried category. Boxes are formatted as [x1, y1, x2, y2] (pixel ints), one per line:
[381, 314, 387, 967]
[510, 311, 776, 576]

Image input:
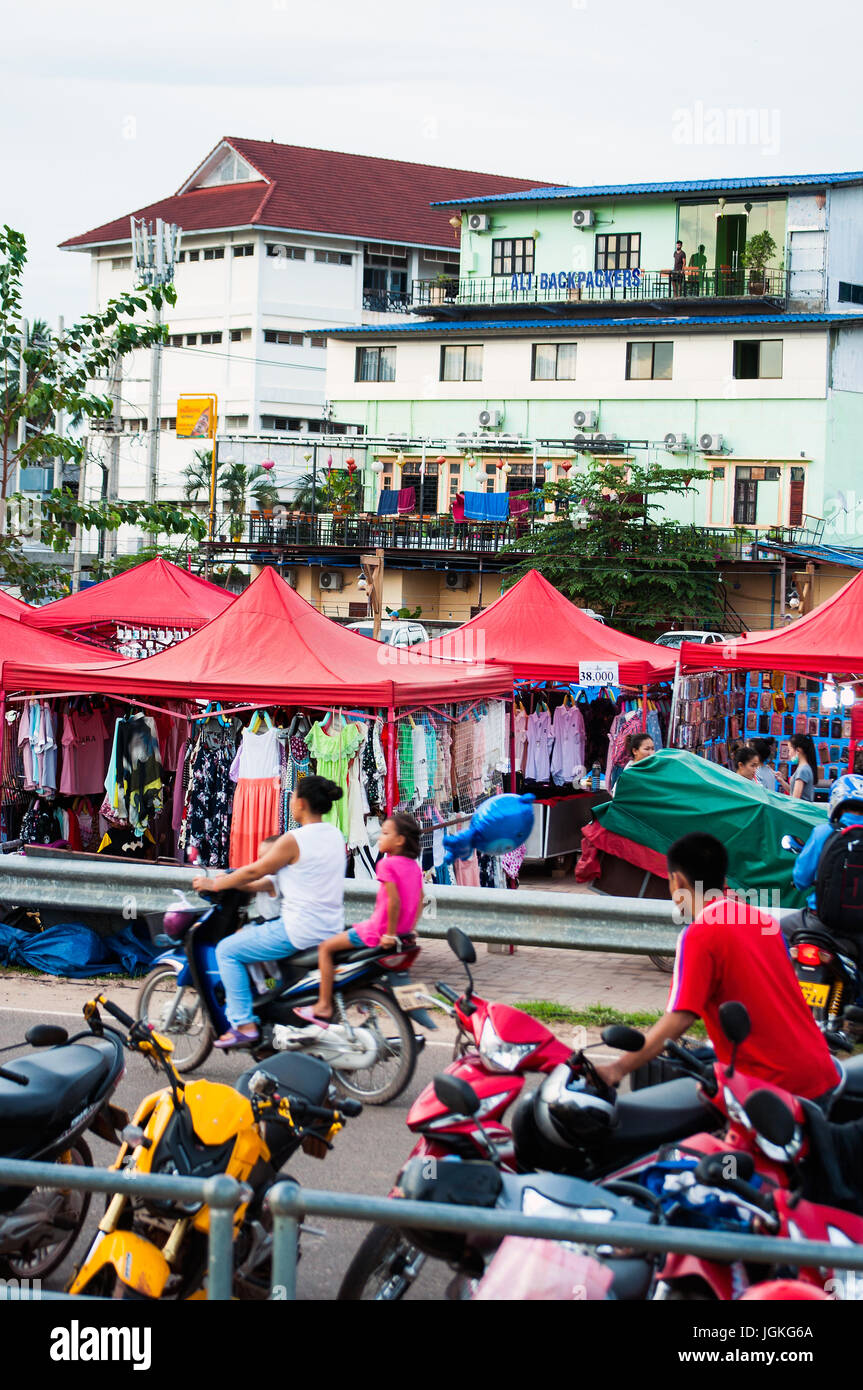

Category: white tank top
[274, 822, 346, 948]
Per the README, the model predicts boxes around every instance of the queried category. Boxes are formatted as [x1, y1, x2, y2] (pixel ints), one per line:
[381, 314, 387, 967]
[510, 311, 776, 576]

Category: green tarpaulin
[594, 749, 827, 909]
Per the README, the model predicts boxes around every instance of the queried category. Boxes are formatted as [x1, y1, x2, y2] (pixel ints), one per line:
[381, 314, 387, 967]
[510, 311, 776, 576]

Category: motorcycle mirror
[718, 1001, 751, 1047]
[781, 834, 804, 853]
[446, 927, 476, 966]
[744, 1089, 796, 1150]
[601, 1024, 645, 1053]
[433, 1073, 480, 1117]
[24, 1024, 68, 1047]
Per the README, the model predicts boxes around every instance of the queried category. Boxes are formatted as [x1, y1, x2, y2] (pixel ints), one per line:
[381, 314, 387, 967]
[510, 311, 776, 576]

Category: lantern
[327, 453, 334, 467]
[346, 456, 355, 467]
[261, 459, 275, 472]
[560, 461, 572, 474]
[496, 458, 506, 471]
[682, 472, 693, 490]
[544, 461, 554, 472]
[346, 459, 357, 476]
[371, 459, 384, 474]
[436, 455, 447, 465]
[502, 462, 512, 474]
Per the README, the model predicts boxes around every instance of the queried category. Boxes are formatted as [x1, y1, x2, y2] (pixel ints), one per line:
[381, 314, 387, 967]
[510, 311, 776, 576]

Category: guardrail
[0, 853, 681, 954]
[0, 1157, 859, 1301]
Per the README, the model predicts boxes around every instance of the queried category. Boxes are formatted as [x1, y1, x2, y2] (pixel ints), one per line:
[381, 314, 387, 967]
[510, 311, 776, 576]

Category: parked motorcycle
[0, 1016, 128, 1279]
[136, 887, 431, 1103]
[782, 832, 863, 1047]
[69, 993, 361, 1299]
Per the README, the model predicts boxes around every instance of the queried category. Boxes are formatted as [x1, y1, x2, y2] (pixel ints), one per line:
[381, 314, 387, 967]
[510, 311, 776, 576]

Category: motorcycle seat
[0, 1041, 113, 1132]
[791, 925, 860, 961]
[277, 944, 384, 974]
[611, 1078, 712, 1149]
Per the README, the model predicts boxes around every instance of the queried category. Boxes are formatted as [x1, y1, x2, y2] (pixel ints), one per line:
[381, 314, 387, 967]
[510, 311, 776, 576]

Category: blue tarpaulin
[0, 922, 158, 977]
[463, 491, 510, 521]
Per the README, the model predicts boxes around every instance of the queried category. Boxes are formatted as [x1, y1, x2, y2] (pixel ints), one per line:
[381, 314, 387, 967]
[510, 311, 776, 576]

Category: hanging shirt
[550, 703, 586, 785]
[305, 720, 364, 838]
[411, 723, 429, 801]
[233, 726, 281, 780]
[524, 708, 553, 782]
[60, 706, 110, 796]
[514, 709, 528, 774]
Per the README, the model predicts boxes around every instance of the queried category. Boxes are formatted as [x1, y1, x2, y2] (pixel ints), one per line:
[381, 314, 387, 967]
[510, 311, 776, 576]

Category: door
[734, 477, 758, 525]
[715, 215, 747, 293]
[788, 230, 826, 301]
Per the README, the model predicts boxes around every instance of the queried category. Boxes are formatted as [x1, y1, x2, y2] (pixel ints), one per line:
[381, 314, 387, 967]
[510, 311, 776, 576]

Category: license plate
[393, 982, 431, 1011]
[799, 980, 830, 1008]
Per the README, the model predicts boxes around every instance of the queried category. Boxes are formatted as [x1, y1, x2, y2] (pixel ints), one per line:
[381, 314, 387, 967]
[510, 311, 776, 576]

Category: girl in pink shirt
[299, 812, 423, 1024]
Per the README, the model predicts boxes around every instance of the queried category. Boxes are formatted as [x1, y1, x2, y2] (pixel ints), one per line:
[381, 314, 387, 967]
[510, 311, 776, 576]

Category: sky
[4, 0, 861, 323]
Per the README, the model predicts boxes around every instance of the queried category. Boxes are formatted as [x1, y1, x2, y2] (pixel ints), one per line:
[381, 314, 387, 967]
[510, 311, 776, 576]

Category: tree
[183, 451, 279, 537]
[501, 457, 734, 636]
[0, 225, 172, 501]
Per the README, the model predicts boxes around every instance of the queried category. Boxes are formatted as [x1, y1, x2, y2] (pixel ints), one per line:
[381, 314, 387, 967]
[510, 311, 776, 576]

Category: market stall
[416, 569, 678, 871]
[3, 568, 513, 886]
[24, 557, 234, 654]
[678, 568, 863, 788]
[0, 589, 31, 621]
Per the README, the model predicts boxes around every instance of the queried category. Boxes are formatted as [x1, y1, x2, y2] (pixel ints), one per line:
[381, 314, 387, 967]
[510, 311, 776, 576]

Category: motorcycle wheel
[338, 1224, 426, 1301]
[331, 987, 417, 1105]
[136, 966, 214, 1073]
[649, 952, 675, 975]
[1, 1137, 92, 1280]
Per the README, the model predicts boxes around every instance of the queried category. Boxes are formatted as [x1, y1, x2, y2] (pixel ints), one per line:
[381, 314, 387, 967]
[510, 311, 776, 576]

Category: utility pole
[70, 438, 88, 593]
[13, 318, 28, 497]
[361, 548, 385, 640]
[53, 316, 65, 492]
[131, 218, 181, 507]
[103, 354, 123, 563]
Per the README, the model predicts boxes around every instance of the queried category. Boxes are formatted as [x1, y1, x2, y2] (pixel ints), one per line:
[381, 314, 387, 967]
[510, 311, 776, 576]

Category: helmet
[529, 1062, 617, 1150]
[828, 774, 863, 823]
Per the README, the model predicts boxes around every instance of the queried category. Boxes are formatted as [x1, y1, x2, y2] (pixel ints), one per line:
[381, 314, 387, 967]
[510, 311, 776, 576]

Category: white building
[60, 137, 543, 544]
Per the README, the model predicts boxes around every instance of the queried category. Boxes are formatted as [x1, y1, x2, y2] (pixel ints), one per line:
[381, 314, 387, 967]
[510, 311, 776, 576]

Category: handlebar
[0, 1065, 28, 1086]
[436, 982, 460, 1005]
[101, 999, 136, 1030]
[664, 1039, 717, 1096]
[693, 1157, 778, 1224]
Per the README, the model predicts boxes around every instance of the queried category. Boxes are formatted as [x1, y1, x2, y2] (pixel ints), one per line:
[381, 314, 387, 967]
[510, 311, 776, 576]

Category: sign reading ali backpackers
[176, 396, 217, 439]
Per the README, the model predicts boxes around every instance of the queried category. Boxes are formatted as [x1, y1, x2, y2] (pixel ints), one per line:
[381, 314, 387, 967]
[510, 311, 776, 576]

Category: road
[0, 1004, 464, 1300]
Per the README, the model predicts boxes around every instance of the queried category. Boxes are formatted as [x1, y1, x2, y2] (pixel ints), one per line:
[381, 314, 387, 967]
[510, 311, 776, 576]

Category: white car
[654, 630, 727, 649]
[345, 619, 429, 647]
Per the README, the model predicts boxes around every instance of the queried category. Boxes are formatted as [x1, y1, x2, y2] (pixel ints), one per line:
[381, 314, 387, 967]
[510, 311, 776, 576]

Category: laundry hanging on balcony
[377, 489, 399, 516]
[397, 486, 415, 514]
[462, 491, 510, 522]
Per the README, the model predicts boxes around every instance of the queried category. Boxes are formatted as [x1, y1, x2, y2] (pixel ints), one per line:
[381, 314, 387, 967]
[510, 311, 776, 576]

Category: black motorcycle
[0, 1019, 128, 1279]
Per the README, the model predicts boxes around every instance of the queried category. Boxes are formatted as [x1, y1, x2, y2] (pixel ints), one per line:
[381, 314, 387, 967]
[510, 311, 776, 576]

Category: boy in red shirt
[596, 832, 840, 1102]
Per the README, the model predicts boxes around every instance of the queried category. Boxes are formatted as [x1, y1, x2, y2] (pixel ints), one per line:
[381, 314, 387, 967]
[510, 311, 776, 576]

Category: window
[229, 328, 250, 342]
[307, 335, 326, 349]
[169, 334, 184, 347]
[712, 466, 725, 480]
[315, 250, 352, 266]
[178, 250, 199, 262]
[225, 415, 249, 430]
[185, 334, 198, 346]
[200, 331, 222, 344]
[110, 256, 132, 270]
[491, 238, 535, 277]
[626, 341, 673, 380]
[355, 346, 396, 382]
[233, 243, 254, 257]
[595, 234, 640, 271]
[733, 339, 783, 379]
[532, 343, 577, 381]
[264, 330, 304, 345]
[159, 417, 177, 431]
[441, 344, 483, 381]
[203, 247, 225, 260]
[266, 244, 306, 260]
[838, 281, 863, 304]
[261, 415, 304, 431]
[789, 465, 805, 526]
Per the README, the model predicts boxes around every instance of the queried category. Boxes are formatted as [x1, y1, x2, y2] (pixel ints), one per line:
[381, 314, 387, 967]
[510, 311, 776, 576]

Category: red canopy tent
[679, 569, 863, 676]
[415, 569, 677, 685]
[0, 613, 118, 702]
[5, 567, 512, 708]
[24, 557, 233, 639]
[0, 589, 30, 621]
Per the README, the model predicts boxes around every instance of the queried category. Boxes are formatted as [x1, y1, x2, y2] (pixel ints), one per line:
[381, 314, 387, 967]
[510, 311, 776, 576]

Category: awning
[24, 557, 233, 636]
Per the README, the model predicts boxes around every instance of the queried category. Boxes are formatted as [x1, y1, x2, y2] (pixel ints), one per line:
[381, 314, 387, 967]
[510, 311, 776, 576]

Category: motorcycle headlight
[722, 1085, 753, 1131]
[479, 1016, 536, 1073]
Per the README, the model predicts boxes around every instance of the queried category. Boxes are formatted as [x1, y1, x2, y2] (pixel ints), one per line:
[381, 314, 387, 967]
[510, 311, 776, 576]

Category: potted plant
[429, 272, 455, 305]
[740, 231, 777, 296]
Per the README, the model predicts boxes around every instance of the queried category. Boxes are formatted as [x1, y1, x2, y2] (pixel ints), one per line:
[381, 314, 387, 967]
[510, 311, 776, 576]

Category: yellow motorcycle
[68, 995, 360, 1299]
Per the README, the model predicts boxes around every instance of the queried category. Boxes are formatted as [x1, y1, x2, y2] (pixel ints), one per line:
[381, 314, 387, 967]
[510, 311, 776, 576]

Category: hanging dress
[229, 726, 281, 868]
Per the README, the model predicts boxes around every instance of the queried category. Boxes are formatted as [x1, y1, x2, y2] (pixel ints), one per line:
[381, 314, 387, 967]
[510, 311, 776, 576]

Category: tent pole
[509, 691, 517, 793]
[668, 659, 682, 746]
[385, 706, 396, 814]
[642, 684, 648, 732]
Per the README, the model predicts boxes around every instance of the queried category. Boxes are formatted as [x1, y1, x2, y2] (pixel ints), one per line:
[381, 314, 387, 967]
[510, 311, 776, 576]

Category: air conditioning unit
[319, 569, 344, 592]
[698, 432, 725, 454]
[573, 409, 598, 430]
[572, 209, 595, 229]
[445, 572, 470, 590]
[467, 214, 491, 233]
[282, 568, 298, 588]
[575, 432, 619, 450]
[664, 432, 689, 452]
[478, 408, 503, 429]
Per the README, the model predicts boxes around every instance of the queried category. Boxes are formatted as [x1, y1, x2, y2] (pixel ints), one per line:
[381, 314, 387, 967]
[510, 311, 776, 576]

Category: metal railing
[0, 851, 682, 954]
[411, 268, 790, 311]
[3, 1155, 861, 1301]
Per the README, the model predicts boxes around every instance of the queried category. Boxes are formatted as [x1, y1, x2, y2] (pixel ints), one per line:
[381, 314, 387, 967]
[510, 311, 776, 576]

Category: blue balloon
[443, 793, 535, 864]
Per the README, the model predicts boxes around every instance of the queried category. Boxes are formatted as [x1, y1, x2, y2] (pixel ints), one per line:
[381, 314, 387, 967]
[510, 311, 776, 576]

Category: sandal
[294, 1006, 332, 1028]
[213, 1027, 260, 1050]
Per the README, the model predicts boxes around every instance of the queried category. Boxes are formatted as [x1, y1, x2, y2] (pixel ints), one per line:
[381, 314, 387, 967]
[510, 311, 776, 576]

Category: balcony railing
[362, 290, 413, 313]
[411, 267, 790, 311]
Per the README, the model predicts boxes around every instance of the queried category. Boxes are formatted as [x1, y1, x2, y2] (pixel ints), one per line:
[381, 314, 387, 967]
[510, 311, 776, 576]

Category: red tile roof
[60, 138, 551, 251]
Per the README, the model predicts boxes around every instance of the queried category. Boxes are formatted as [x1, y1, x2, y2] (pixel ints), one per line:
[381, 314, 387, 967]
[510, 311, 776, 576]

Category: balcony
[411, 267, 790, 316]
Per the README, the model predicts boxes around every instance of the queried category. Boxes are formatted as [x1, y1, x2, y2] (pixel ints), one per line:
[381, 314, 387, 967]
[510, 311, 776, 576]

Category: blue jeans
[216, 921, 298, 1028]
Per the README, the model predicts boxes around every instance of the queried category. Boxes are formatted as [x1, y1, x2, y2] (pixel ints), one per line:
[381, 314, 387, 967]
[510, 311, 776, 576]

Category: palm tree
[182, 452, 279, 515]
